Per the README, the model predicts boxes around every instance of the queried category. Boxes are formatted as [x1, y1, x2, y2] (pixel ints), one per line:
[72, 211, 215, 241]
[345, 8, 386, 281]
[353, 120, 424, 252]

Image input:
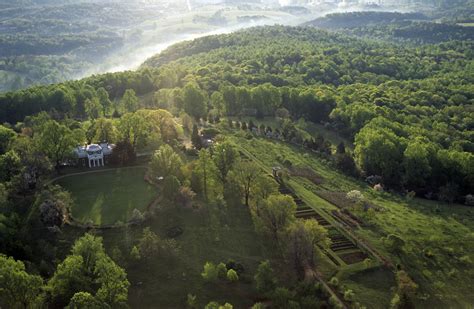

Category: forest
[305, 11, 474, 43]
[0, 7, 473, 309]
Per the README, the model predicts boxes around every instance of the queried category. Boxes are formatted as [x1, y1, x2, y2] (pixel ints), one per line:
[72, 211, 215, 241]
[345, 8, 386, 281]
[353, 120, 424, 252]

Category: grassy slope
[226, 129, 474, 308]
[60, 198, 267, 308]
[57, 167, 155, 225]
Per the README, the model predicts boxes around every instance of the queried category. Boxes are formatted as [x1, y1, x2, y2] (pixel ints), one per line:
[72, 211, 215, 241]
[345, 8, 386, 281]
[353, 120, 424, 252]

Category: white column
[88, 159, 91, 168]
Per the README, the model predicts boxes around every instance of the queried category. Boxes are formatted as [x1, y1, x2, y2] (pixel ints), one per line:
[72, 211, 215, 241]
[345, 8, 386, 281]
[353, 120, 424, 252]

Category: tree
[354, 125, 403, 186]
[210, 91, 224, 111]
[149, 144, 183, 180]
[130, 246, 141, 261]
[183, 83, 207, 120]
[97, 87, 112, 115]
[287, 219, 329, 277]
[121, 89, 139, 113]
[226, 269, 239, 282]
[71, 233, 107, 274]
[138, 227, 161, 260]
[94, 256, 130, 307]
[36, 120, 79, 170]
[0, 150, 21, 182]
[68, 292, 102, 309]
[254, 260, 277, 295]
[84, 98, 102, 119]
[213, 142, 237, 184]
[0, 125, 15, 155]
[117, 112, 148, 150]
[252, 194, 296, 248]
[109, 140, 136, 166]
[191, 124, 202, 150]
[0, 254, 43, 308]
[163, 175, 181, 202]
[89, 118, 117, 143]
[195, 149, 217, 201]
[216, 262, 227, 279]
[37, 185, 72, 228]
[402, 139, 434, 190]
[229, 160, 260, 206]
[48, 255, 91, 307]
[49, 233, 129, 307]
[201, 262, 218, 282]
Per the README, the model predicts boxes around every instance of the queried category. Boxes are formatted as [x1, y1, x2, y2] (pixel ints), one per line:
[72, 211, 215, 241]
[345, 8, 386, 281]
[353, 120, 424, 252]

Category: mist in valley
[0, 0, 429, 92]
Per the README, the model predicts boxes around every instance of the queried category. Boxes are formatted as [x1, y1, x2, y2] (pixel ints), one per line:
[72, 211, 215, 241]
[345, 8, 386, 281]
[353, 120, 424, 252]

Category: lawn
[60, 198, 269, 308]
[56, 167, 156, 226]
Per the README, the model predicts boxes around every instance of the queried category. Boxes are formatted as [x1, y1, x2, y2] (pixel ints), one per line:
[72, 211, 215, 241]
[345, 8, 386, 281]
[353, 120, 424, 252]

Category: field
[56, 167, 156, 226]
[226, 130, 474, 308]
[61, 196, 268, 308]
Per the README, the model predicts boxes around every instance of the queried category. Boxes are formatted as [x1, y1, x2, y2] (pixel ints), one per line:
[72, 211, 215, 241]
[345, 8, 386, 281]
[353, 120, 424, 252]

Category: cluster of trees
[0, 233, 129, 308]
[306, 11, 474, 44]
[0, 106, 181, 307]
[1, 25, 472, 201]
[0, 70, 154, 123]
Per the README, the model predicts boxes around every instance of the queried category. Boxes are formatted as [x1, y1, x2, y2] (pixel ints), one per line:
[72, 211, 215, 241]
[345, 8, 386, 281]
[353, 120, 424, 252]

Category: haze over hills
[2, 0, 471, 92]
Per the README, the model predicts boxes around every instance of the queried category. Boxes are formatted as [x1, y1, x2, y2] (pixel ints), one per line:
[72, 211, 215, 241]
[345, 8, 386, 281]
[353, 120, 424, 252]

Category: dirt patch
[289, 166, 324, 185]
[339, 251, 368, 264]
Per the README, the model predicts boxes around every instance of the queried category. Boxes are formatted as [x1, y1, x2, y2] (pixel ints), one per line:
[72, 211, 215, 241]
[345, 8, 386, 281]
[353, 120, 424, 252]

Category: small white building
[74, 143, 114, 168]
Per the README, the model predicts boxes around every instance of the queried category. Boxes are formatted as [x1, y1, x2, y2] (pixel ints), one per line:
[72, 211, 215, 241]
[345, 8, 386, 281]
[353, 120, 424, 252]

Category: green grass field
[60, 198, 269, 308]
[57, 167, 156, 226]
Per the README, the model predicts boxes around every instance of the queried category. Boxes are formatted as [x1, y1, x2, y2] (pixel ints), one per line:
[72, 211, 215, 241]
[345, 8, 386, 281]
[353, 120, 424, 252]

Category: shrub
[130, 246, 141, 261]
[216, 262, 227, 279]
[343, 289, 355, 302]
[201, 262, 218, 282]
[254, 260, 277, 295]
[187, 294, 197, 308]
[226, 269, 239, 282]
[130, 209, 145, 223]
[465, 194, 474, 206]
[346, 190, 364, 203]
[329, 277, 339, 287]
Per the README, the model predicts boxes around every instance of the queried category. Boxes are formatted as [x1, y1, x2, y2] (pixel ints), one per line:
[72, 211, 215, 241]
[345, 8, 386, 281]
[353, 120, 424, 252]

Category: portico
[74, 143, 115, 168]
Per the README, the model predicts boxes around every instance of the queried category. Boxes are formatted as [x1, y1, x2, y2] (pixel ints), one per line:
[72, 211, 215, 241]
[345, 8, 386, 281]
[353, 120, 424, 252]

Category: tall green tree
[0, 254, 44, 308]
[96, 87, 112, 115]
[183, 83, 207, 120]
[121, 89, 139, 113]
[0, 125, 15, 155]
[149, 144, 183, 180]
[84, 98, 102, 120]
[229, 160, 260, 206]
[195, 149, 217, 201]
[117, 112, 148, 150]
[213, 142, 237, 185]
[36, 120, 79, 170]
[191, 124, 202, 150]
[254, 260, 277, 295]
[252, 194, 296, 248]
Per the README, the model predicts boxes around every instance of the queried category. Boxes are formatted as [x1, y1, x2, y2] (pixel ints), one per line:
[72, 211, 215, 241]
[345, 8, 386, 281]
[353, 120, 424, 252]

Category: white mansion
[74, 143, 115, 168]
